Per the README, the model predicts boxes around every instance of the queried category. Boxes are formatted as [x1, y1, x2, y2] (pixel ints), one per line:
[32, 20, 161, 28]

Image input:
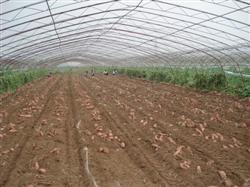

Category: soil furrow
[0, 74, 249, 187]
[74, 75, 161, 187]
[0, 76, 62, 186]
[66, 75, 91, 186]
[79, 76, 189, 187]
[101, 76, 250, 143]
[85, 75, 249, 186]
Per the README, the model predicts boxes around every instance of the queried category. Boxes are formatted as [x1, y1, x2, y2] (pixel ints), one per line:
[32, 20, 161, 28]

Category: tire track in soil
[87, 77, 211, 186]
[115, 75, 245, 109]
[102, 76, 250, 143]
[98, 76, 250, 151]
[91, 75, 250, 186]
[111, 76, 250, 143]
[77, 77, 167, 186]
[5, 77, 72, 186]
[1, 74, 248, 186]
[65, 75, 91, 186]
[0, 77, 55, 116]
[0, 76, 56, 128]
[6, 76, 83, 187]
[0, 76, 52, 112]
[82, 76, 216, 186]
[73, 76, 158, 187]
[95, 75, 248, 177]
[83, 76, 247, 186]
[0, 76, 50, 105]
[102, 76, 250, 161]
[0, 77, 59, 179]
[0, 77, 56, 140]
[64, 100, 72, 187]
[0, 76, 62, 187]
[79, 76, 189, 187]
[111, 75, 249, 120]
[97, 76, 250, 159]
[72, 77, 118, 187]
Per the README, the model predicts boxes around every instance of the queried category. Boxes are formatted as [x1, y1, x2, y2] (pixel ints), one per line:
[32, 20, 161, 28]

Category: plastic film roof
[0, 0, 250, 68]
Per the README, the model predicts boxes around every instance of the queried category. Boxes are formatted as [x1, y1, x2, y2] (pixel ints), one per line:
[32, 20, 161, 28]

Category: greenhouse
[0, 0, 250, 186]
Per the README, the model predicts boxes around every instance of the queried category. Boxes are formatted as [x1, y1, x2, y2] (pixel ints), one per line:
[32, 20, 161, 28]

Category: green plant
[149, 71, 167, 82]
[208, 73, 227, 89]
[0, 69, 51, 94]
[115, 67, 250, 97]
[193, 73, 226, 90]
[193, 73, 209, 89]
[126, 69, 146, 78]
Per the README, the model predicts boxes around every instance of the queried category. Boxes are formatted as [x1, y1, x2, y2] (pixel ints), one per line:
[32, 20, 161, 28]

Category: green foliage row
[118, 67, 250, 97]
[126, 69, 147, 78]
[0, 69, 50, 94]
[193, 73, 227, 89]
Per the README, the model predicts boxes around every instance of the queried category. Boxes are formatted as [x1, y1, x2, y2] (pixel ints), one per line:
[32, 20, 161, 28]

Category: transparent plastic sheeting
[0, 0, 250, 68]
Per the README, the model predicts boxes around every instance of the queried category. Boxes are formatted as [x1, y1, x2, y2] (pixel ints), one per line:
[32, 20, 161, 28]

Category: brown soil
[0, 74, 249, 187]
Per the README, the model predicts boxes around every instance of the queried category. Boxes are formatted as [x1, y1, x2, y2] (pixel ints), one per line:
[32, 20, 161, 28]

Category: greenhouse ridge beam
[45, 0, 64, 59]
[2, 10, 249, 53]
[45, 0, 62, 44]
[5, 25, 237, 66]
[0, 0, 249, 68]
[2, 14, 249, 65]
[3, 19, 245, 68]
[2, 7, 249, 43]
[155, 0, 250, 27]
[2, 16, 247, 55]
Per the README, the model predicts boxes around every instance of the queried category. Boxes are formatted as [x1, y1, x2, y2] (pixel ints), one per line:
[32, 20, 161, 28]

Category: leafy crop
[0, 69, 51, 94]
[117, 67, 250, 97]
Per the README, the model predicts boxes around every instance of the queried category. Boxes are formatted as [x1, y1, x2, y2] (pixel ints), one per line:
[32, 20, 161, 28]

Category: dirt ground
[0, 74, 249, 187]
